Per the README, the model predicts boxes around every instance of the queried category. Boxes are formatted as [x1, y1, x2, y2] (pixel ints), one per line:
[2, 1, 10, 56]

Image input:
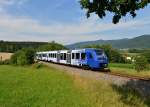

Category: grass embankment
[109, 63, 150, 78]
[0, 65, 149, 107]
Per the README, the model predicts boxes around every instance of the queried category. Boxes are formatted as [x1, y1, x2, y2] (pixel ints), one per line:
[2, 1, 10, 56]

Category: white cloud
[0, 12, 150, 44]
[0, 0, 28, 5]
[0, 0, 149, 45]
[0, 0, 29, 13]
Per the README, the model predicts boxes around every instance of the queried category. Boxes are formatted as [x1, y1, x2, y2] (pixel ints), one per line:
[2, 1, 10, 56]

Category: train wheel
[82, 65, 90, 70]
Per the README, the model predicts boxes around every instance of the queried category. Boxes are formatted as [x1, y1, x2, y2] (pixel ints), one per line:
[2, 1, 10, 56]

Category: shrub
[10, 48, 35, 66]
[32, 63, 47, 69]
[134, 56, 149, 72]
[37, 41, 67, 51]
[3, 59, 10, 65]
[142, 50, 150, 63]
[0, 60, 10, 65]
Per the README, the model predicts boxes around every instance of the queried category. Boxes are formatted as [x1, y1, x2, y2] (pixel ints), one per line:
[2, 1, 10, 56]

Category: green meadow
[0, 65, 149, 107]
[109, 63, 150, 78]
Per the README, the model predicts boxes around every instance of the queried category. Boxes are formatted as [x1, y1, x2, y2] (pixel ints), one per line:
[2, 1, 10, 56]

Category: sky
[0, 0, 150, 45]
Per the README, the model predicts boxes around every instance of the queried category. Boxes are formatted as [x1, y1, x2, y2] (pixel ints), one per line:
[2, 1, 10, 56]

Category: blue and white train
[36, 48, 108, 70]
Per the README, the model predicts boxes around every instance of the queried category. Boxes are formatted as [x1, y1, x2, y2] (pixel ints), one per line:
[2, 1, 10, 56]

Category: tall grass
[0, 65, 149, 107]
[109, 63, 134, 69]
[109, 63, 150, 77]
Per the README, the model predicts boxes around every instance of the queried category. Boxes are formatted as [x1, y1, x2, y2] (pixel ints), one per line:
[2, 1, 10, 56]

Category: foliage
[134, 56, 149, 72]
[142, 50, 150, 63]
[0, 40, 47, 53]
[128, 49, 144, 53]
[0, 59, 10, 65]
[10, 48, 35, 66]
[109, 63, 133, 69]
[32, 63, 47, 69]
[84, 44, 125, 63]
[110, 65, 150, 78]
[0, 65, 149, 107]
[37, 41, 67, 51]
[80, 0, 150, 24]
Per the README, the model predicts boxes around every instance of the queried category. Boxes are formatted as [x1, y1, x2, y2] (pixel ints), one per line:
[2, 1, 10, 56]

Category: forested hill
[0, 41, 48, 52]
[67, 35, 150, 49]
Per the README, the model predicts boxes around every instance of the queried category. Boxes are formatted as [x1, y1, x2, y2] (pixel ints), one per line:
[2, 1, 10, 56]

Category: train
[36, 48, 108, 70]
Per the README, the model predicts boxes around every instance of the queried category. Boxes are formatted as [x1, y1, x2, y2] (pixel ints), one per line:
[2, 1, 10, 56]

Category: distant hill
[0, 41, 48, 52]
[66, 35, 150, 49]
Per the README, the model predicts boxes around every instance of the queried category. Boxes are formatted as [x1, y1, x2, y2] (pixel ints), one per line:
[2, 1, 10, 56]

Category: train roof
[36, 48, 103, 53]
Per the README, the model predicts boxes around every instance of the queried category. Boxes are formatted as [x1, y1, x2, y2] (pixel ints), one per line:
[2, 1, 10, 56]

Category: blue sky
[0, 0, 150, 44]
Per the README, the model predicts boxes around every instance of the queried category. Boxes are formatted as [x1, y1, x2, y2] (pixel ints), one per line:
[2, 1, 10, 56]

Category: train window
[64, 53, 66, 60]
[49, 54, 51, 57]
[72, 53, 75, 59]
[89, 53, 93, 59]
[81, 53, 86, 60]
[60, 53, 63, 60]
[76, 53, 80, 59]
[95, 49, 103, 55]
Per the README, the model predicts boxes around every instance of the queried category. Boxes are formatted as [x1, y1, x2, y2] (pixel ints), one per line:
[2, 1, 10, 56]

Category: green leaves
[10, 48, 35, 66]
[80, 0, 150, 24]
[37, 41, 67, 51]
[134, 56, 149, 72]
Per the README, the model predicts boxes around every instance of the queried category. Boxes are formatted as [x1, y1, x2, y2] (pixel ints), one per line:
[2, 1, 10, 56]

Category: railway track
[41, 61, 150, 99]
[103, 71, 150, 81]
[41, 61, 150, 81]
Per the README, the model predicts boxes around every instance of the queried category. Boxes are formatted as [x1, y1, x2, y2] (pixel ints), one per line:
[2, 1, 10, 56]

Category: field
[109, 63, 150, 78]
[0, 52, 13, 61]
[0, 65, 149, 107]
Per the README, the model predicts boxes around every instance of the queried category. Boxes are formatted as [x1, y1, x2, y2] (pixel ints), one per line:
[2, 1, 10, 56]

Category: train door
[66, 51, 71, 64]
[57, 51, 60, 63]
[87, 52, 95, 68]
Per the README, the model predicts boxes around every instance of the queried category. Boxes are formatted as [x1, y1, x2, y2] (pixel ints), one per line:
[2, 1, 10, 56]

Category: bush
[142, 50, 150, 63]
[134, 56, 149, 72]
[32, 63, 47, 69]
[0, 60, 10, 65]
[37, 41, 67, 51]
[10, 48, 35, 66]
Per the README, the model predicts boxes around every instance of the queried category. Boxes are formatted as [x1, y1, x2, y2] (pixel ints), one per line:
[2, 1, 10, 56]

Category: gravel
[41, 61, 150, 98]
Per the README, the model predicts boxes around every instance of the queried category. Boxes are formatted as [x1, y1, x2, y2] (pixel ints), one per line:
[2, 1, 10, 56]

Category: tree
[37, 42, 67, 51]
[80, 0, 150, 24]
[142, 50, 150, 63]
[134, 55, 149, 72]
[10, 48, 35, 65]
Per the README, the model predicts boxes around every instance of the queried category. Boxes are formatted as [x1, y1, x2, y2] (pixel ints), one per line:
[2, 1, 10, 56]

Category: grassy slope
[109, 63, 150, 78]
[0, 65, 149, 107]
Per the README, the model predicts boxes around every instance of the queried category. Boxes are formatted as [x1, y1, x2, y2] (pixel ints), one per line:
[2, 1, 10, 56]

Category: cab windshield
[94, 49, 104, 56]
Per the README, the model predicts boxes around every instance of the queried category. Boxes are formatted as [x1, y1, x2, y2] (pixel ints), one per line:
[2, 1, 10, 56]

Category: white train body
[36, 49, 108, 69]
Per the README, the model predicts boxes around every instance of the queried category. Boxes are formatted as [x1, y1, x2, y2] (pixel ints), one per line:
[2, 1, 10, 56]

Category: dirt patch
[0, 52, 13, 61]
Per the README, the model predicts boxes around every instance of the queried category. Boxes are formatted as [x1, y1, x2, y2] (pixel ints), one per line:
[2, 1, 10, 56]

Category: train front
[94, 49, 108, 69]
